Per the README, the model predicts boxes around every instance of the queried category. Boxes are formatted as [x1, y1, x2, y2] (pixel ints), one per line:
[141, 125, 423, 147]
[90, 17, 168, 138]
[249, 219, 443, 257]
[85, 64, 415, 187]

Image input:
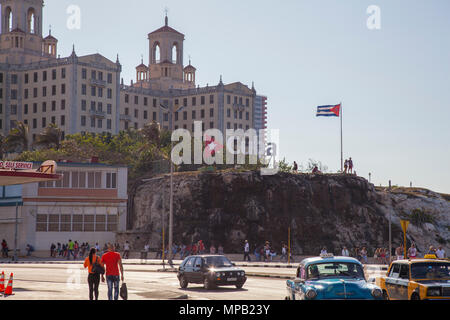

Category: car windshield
[204, 256, 234, 268]
[411, 262, 450, 280]
[307, 262, 365, 280]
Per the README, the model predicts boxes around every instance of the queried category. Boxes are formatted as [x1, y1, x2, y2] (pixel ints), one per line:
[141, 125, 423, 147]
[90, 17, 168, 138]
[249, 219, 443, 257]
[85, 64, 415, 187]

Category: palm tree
[0, 133, 7, 159]
[6, 121, 29, 152]
[34, 123, 63, 149]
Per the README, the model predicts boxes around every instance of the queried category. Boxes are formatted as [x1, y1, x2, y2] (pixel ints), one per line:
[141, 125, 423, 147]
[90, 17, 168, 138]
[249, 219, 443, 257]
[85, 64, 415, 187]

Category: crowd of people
[46, 240, 129, 261]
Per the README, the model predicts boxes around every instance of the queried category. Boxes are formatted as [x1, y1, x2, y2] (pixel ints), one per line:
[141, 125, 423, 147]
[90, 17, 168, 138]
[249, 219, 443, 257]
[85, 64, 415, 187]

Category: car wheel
[382, 290, 389, 300]
[179, 275, 188, 289]
[235, 283, 244, 289]
[204, 277, 215, 290]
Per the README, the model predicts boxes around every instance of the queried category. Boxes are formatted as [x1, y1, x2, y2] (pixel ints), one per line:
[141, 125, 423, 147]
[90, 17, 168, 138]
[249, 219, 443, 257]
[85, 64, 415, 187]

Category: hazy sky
[42, 0, 450, 193]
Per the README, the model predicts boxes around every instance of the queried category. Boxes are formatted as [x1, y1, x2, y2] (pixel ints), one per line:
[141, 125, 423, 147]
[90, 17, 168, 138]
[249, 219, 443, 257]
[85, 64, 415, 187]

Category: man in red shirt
[101, 243, 124, 300]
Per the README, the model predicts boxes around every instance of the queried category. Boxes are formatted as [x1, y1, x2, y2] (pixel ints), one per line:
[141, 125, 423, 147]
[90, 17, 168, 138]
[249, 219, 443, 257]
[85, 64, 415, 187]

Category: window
[98, 87, 103, 98]
[82, 68, 87, 79]
[52, 69, 57, 80]
[10, 105, 17, 115]
[48, 215, 59, 232]
[183, 111, 187, 120]
[25, 74, 29, 84]
[91, 86, 96, 96]
[36, 215, 48, 232]
[42, 117, 46, 128]
[107, 215, 118, 232]
[227, 95, 231, 104]
[95, 215, 106, 232]
[200, 110, 205, 119]
[107, 104, 112, 114]
[52, 101, 56, 111]
[10, 90, 17, 100]
[61, 100, 66, 110]
[91, 117, 95, 128]
[81, 116, 86, 127]
[91, 101, 96, 111]
[125, 94, 129, 103]
[91, 70, 96, 80]
[33, 88, 38, 98]
[399, 264, 409, 280]
[61, 84, 66, 95]
[11, 74, 18, 84]
[125, 108, 129, 115]
[43, 71, 47, 81]
[73, 215, 83, 232]
[153, 99, 157, 108]
[97, 119, 102, 128]
[192, 110, 196, 119]
[144, 97, 148, 106]
[227, 109, 231, 118]
[61, 68, 66, 79]
[153, 112, 157, 121]
[24, 104, 28, 114]
[134, 109, 138, 118]
[107, 119, 112, 130]
[210, 109, 214, 117]
[33, 103, 38, 113]
[84, 215, 95, 232]
[34, 72, 38, 82]
[134, 96, 138, 105]
[42, 86, 47, 97]
[246, 112, 249, 121]
[210, 122, 214, 129]
[201, 96, 205, 105]
[79, 172, 86, 188]
[210, 95, 214, 104]
[107, 73, 112, 84]
[82, 100, 87, 111]
[52, 85, 56, 96]
[106, 172, 117, 189]
[82, 84, 87, 95]
[107, 88, 112, 99]
[144, 111, 148, 120]
[61, 115, 65, 126]
[389, 263, 401, 278]
[246, 98, 250, 107]
[183, 98, 188, 106]
[192, 97, 196, 106]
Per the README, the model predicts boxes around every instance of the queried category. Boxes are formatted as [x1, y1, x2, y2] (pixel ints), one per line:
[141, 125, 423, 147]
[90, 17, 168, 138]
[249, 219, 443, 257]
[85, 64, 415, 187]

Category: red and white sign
[0, 161, 34, 170]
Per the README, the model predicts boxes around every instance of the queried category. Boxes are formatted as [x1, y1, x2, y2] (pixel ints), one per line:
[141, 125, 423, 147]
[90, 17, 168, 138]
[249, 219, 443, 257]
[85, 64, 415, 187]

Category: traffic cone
[0, 271, 4, 293]
[4, 273, 13, 296]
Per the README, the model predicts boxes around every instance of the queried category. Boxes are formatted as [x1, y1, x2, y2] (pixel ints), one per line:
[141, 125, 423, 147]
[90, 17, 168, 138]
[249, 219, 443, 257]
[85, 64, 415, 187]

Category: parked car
[177, 255, 247, 290]
[376, 258, 450, 300]
[285, 254, 383, 300]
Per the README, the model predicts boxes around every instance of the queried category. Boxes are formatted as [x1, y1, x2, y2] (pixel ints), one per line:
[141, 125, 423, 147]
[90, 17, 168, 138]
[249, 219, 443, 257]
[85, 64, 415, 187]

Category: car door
[192, 257, 204, 283]
[183, 257, 195, 282]
[385, 263, 401, 299]
[397, 264, 410, 300]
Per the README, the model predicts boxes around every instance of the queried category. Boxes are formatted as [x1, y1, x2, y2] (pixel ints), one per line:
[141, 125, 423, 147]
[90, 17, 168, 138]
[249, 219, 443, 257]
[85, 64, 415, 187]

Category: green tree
[7, 121, 29, 152]
[0, 133, 7, 159]
[33, 123, 63, 150]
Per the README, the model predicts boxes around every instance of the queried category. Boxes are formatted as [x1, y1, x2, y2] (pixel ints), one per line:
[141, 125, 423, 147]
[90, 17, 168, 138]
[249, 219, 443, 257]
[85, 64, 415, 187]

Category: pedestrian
[1, 239, 8, 258]
[408, 243, 417, 259]
[293, 161, 298, 173]
[26, 244, 33, 256]
[67, 239, 75, 260]
[254, 246, 260, 261]
[84, 247, 103, 300]
[218, 244, 224, 255]
[123, 241, 130, 259]
[341, 246, 349, 257]
[348, 157, 354, 174]
[57, 243, 62, 257]
[180, 243, 187, 258]
[142, 243, 150, 263]
[74, 241, 79, 260]
[436, 246, 446, 259]
[95, 243, 100, 252]
[320, 247, 327, 256]
[395, 244, 404, 260]
[360, 247, 368, 264]
[50, 243, 56, 258]
[344, 159, 348, 174]
[209, 244, 216, 254]
[280, 243, 288, 262]
[101, 243, 124, 301]
[243, 240, 251, 262]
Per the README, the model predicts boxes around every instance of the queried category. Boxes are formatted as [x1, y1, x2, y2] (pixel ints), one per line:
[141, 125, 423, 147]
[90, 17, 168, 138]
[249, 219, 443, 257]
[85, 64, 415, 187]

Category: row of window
[22, 115, 65, 129]
[22, 84, 66, 99]
[6, 69, 66, 86]
[81, 116, 113, 130]
[124, 94, 157, 107]
[36, 214, 118, 232]
[17, 100, 67, 115]
[81, 69, 113, 84]
[81, 85, 113, 99]
[81, 100, 113, 114]
[39, 171, 117, 189]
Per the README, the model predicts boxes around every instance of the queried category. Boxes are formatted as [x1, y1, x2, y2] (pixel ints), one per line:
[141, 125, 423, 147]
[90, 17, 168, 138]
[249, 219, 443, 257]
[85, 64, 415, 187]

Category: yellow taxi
[376, 258, 450, 300]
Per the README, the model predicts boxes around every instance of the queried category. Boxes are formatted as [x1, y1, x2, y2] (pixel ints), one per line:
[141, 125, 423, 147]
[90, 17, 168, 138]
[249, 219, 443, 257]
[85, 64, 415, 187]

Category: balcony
[232, 103, 246, 111]
[89, 110, 106, 119]
[120, 114, 132, 121]
[90, 78, 106, 88]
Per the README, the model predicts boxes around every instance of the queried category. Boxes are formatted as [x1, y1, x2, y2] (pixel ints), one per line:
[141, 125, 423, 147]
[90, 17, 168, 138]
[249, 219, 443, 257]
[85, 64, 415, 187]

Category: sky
[41, 0, 450, 193]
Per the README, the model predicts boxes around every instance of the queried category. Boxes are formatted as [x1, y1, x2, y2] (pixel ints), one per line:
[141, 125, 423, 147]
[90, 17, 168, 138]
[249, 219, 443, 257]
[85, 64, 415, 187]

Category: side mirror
[232, 263, 236, 266]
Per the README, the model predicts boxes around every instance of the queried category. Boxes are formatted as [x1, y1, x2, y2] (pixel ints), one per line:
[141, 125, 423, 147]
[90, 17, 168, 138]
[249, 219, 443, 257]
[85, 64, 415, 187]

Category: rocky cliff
[123, 171, 450, 256]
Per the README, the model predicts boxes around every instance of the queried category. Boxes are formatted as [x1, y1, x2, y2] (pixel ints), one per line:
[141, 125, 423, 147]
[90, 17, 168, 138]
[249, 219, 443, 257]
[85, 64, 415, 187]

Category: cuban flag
[316, 104, 341, 117]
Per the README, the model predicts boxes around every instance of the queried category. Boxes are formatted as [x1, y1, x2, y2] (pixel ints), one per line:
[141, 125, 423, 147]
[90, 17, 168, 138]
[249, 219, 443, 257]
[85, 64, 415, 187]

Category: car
[285, 254, 383, 300]
[375, 258, 450, 300]
[177, 255, 247, 290]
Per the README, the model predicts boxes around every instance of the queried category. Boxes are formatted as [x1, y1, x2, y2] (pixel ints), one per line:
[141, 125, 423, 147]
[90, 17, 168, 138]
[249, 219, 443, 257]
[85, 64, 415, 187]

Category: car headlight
[305, 289, 317, 300]
[427, 287, 441, 297]
[371, 288, 383, 298]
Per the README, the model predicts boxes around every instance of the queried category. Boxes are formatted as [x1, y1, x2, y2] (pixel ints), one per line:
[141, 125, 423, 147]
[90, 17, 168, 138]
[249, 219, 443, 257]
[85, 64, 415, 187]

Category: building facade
[0, 0, 267, 143]
[0, 162, 128, 252]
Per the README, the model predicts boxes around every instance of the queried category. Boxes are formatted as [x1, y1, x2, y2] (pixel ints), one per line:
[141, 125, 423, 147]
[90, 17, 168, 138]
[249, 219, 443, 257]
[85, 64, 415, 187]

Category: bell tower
[0, 0, 45, 63]
[147, 15, 185, 88]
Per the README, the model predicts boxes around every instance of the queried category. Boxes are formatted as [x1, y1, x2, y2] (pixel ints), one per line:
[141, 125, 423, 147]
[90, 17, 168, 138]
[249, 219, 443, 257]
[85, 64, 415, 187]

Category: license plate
[227, 278, 237, 282]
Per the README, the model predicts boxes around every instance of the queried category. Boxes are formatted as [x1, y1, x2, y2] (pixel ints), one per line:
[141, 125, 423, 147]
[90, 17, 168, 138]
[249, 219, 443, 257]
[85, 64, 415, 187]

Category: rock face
[124, 171, 449, 256]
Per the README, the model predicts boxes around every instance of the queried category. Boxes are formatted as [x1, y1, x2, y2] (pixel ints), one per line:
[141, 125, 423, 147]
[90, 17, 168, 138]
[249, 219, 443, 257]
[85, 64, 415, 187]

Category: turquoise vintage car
[285, 254, 383, 300]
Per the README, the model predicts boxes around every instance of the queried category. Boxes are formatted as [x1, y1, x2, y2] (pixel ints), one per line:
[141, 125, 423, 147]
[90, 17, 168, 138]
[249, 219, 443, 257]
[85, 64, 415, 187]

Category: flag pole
[340, 102, 343, 173]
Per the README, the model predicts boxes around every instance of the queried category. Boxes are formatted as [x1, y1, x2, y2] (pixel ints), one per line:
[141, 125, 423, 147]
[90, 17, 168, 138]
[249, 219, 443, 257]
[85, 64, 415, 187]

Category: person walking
[243, 240, 251, 262]
[67, 240, 75, 260]
[280, 243, 288, 262]
[341, 246, 349, 257]
[2, 239, 9, 258]
[408, 243, 417, 259]
[344, 159, 348, 174]
[218, 244, 224, 255]
[50, 243, 56, 258]
[320, 247, 328, 256]
[293, 161, 298, 173]
[436, 246, 446, 259]
[84, 247, 104, 300]
[123, 241, 130, 259]
[101, 243, 124, 301]
[360, 247, 368, 264]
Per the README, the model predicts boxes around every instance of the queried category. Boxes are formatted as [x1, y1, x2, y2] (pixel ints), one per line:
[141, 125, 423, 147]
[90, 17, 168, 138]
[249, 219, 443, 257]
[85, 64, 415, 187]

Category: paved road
[0, 260, 387, 300]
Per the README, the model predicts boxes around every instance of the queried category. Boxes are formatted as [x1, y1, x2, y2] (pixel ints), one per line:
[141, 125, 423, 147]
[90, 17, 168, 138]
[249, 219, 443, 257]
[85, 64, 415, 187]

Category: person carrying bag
[84, 248, 104, 300]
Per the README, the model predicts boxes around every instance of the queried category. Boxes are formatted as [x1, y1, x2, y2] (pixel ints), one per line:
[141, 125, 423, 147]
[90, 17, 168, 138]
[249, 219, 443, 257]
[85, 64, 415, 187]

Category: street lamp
[388, 180, 392, 263]
[159, 102, 186, 266]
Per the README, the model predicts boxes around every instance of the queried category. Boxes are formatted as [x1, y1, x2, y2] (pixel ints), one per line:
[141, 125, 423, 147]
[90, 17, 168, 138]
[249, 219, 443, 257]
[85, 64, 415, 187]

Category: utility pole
[14, 201, 19, 262]
[388, 180, 392, 263]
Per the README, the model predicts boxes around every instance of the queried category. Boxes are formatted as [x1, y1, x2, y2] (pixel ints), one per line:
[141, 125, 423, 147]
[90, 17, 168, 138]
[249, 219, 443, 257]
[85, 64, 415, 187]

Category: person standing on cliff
[344, 159, 349, 174]
[243, 240, 251, 262]
[348, 158, 354, 174]
[293, 161, 298, 173]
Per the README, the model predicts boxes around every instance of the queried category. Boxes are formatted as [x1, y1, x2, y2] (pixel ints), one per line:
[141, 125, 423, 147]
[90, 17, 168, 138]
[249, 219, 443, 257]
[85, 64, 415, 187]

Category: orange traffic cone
[0, 271, 4, 292]
[4, 273, 13, 296]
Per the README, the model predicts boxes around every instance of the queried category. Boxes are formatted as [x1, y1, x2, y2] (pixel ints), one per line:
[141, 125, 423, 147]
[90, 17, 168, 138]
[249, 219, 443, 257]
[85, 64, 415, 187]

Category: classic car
[177, 255, 247, 290]
[285, 254, 383, 300]
[376, 258, 450, 300]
